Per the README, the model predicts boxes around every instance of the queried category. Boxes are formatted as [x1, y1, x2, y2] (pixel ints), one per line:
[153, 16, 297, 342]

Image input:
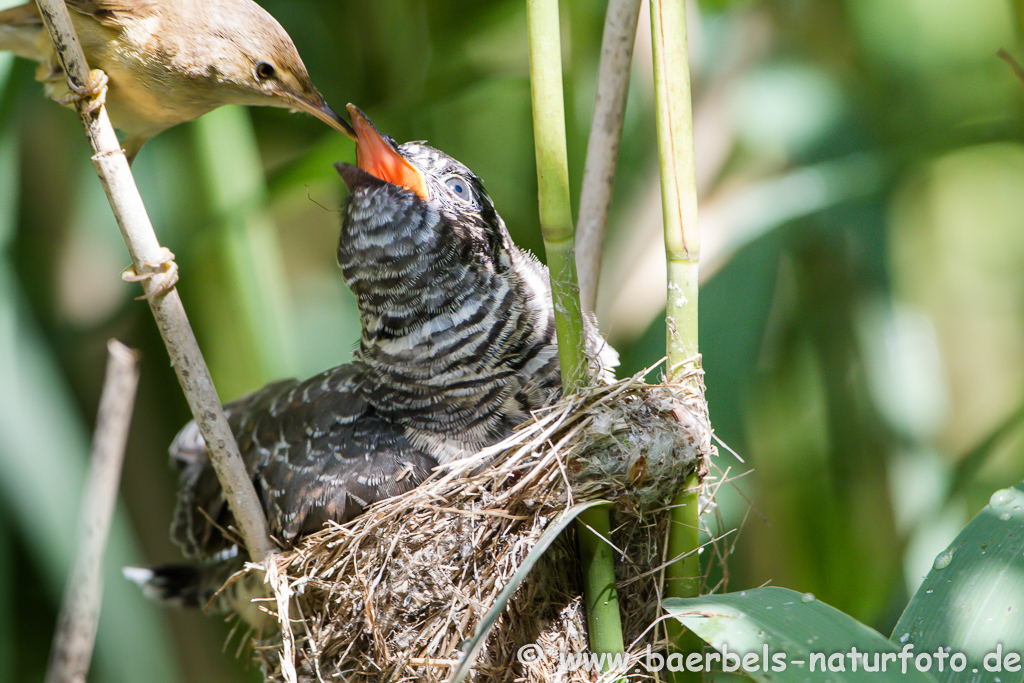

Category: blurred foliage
[1, 0, 1024, 680]
[665, 587, 940, 683]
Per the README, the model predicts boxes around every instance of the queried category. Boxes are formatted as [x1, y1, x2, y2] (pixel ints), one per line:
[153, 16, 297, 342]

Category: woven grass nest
[237, 359, 715, 682]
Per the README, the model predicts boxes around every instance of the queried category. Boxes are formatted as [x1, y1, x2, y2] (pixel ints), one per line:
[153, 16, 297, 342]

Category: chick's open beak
[347, 104, 427, 200]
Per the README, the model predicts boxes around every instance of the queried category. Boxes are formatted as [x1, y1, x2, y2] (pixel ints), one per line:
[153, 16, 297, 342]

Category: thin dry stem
[33, 0, 273, 561]
[576, 0, 643, 312]
[45, 340, 139, 683]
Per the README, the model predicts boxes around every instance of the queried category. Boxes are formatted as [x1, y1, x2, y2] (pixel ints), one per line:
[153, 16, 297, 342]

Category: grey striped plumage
[152, 124, 615, 604]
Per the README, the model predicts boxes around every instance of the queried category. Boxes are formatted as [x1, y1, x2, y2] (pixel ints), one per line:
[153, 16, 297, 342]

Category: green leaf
[449, 500, 610, 683]
[948, 408, 1024, 502]
[191, 105, 297, 390]
[893, 483, 1024, 683]
[664, 587, 938, 682]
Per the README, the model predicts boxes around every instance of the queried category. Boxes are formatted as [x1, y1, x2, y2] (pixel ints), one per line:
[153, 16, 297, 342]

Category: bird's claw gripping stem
[54, 68, 109, 114]
[122, 247, 179, 300]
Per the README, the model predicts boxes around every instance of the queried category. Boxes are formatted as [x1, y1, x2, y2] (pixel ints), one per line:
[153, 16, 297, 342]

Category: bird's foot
[122, 247, 179, 300]
[53, 68, 109, 114]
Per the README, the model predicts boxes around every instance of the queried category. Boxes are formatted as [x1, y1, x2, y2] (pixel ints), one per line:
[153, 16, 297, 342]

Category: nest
[239, 358, 716, 682]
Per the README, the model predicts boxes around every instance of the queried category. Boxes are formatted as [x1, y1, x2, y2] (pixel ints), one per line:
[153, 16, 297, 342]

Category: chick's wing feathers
[170, 365, 438, 558]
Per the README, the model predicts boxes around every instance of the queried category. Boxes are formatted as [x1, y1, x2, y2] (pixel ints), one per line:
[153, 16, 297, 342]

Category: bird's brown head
[181, 0, 355, 139]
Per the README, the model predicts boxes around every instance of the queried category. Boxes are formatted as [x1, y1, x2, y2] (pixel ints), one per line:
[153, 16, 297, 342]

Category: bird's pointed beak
[347, 104, 428, 200]
[316, 102, 358, 140]
[289, 94, 357, 140]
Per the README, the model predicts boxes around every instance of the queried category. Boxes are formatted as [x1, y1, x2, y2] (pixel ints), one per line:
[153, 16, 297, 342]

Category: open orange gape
[348, 103, 428, 200]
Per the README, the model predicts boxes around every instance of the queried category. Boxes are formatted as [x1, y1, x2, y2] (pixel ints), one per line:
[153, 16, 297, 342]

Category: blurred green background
[1, 0, 1023, 680]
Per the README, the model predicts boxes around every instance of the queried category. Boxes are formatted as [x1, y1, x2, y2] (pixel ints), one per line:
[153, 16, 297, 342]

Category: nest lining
[241, 361, 715, 682]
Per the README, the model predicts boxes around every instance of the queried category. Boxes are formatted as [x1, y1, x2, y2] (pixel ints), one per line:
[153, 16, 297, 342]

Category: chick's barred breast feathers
[170, 109, 617, 560]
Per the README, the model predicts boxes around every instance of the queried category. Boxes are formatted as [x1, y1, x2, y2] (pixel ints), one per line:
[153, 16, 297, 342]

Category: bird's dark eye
[445, 176, 473, 203]
[254, 61, 276, 80]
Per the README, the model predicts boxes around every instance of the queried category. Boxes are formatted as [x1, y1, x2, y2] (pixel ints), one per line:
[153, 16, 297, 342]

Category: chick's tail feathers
[123, 549, 276, 630]
[122, 564, 209, 607]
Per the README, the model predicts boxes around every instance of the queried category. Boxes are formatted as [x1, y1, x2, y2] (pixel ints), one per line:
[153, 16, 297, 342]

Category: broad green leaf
[893, 483, 1024, 683]
[0, 70, 19, 683]
[665, 587, 937, 682]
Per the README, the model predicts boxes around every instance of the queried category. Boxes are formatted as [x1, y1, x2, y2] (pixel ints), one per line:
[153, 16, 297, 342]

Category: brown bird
[0, 0, 356, 162]
[126, 105, 617, 608]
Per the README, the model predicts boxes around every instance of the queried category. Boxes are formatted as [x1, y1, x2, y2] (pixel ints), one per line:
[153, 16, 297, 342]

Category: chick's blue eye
[445, 177, 471, 201]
